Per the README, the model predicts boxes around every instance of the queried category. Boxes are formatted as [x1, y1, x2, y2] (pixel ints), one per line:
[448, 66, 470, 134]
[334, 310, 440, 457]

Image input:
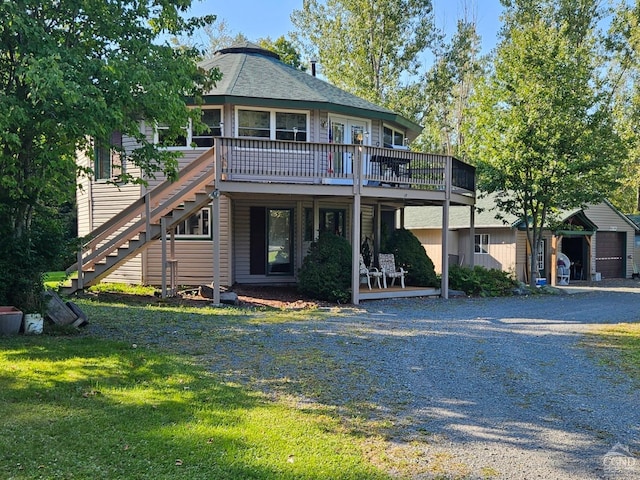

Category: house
[69, 42, 476, 304]
[405, 193, 639, 284]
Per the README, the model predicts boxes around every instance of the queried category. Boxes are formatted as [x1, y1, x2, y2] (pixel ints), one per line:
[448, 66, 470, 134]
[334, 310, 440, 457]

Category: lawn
[0, 299, 389, 480]
[587, 322, 640, 382]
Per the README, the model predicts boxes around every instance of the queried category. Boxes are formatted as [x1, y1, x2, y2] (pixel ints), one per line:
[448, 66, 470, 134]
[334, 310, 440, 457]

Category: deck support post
[469, 205, 475, 268]
[161, 217, 167, 298]
[352, 194, 361, 305]
[212, 190, 221, 306]
[441, 159, 452, 299]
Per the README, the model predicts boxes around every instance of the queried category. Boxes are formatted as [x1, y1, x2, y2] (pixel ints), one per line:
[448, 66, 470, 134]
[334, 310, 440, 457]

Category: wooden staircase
[63, 148, 216, 295]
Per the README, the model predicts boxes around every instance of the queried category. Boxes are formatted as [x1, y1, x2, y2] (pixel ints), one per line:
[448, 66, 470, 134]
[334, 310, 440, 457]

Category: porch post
[441, 199, 450, 299]
[212, 191, 221, 305]
[441, 158, 452, 299]
[469, 205, 475, 268]
[375, 203, 382, 255]
[352, 194, 361, 305]
[161, 217, 167, 299]
[551, 235, 559, 286]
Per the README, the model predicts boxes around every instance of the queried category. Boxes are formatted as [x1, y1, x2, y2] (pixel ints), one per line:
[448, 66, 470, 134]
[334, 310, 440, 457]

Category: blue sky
[186, 0, 504, 56]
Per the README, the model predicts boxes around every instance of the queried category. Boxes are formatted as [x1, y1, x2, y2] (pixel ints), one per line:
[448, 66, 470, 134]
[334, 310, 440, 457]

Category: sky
[186, 0, 505, 58]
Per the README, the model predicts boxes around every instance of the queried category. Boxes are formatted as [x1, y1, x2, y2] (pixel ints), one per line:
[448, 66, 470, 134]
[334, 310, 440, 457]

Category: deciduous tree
[417, 14, 486, 156]
[291, 0, 435, 117]
[0, 0, 220, 310]
[466, 0, 621, 286]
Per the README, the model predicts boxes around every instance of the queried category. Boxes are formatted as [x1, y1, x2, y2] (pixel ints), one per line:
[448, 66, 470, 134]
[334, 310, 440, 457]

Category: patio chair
[557, 252, 570, 286]
[359, 254, 383, 289]
[378, 253, 407, 288]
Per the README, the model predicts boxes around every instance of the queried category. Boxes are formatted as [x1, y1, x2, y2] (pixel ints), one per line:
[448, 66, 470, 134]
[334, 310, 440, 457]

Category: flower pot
[0, 307, 24, 335]
[24, 313, 44, 335]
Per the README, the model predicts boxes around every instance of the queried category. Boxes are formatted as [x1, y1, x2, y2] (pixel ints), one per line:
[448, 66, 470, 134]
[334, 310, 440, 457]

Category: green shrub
[298, 232, 352, 303]
[385, 228, 438, 287]
[449, 264, 518, 297]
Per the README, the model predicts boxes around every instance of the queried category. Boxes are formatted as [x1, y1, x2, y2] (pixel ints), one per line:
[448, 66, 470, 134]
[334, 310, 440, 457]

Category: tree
[258, 36, 307, 71]
[291, 0, 436, 117]
[0, 0, 220, 311]
[466, 0, 621, 286]
[416, 14, 486, 156]
[607, 0, 640, 213]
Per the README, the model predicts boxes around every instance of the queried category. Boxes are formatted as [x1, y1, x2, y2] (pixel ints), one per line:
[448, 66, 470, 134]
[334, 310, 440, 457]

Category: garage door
[596, 232, 625, 278]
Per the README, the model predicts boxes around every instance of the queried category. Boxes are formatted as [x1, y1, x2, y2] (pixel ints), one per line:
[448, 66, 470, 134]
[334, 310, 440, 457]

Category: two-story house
[69, 42, 476, 304]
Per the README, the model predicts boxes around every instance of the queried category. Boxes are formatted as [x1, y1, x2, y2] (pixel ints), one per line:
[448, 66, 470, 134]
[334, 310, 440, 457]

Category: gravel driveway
[199, 284, 640, 479]
[89, 283, 640, 479]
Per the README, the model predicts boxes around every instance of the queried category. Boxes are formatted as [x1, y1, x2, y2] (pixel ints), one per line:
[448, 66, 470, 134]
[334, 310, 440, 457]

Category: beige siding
[583, 203, 635, 278]
[467, 228, 517, 274]
[144, 196, 231, 287]
[76, 151, 92, 237]
[412, 228, 455, 274]
[91, 181, 143, 284]
[515, 230, 553, 283]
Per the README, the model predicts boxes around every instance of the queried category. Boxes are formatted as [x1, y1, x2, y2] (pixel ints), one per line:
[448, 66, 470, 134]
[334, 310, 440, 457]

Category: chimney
[310, 59, 317, 77]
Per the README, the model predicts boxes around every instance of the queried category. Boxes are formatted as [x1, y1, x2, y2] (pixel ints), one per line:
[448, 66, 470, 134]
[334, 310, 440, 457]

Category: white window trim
[191, 107, 224, 149]
[383, 123, 406, 148]
[474, 234, 490, 254]
[235, 106, 310, 141]
[154, 107, 224, 150]
[171, 207, 212, 239]
[328, 114, 371, 145]
[154, 119, 191, 150]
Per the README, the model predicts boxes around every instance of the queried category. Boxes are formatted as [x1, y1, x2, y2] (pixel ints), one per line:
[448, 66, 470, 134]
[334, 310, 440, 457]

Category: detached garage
[583, 201, 638, 280]
[406, 196, 639, 284]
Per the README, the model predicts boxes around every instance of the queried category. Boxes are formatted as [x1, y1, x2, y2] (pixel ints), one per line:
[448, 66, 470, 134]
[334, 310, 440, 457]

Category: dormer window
[237, 108, 307, 141]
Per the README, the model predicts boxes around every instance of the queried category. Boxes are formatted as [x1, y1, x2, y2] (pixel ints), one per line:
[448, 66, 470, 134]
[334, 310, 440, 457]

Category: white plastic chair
[378, 253, 407, 288]
[557, 252, 570, 286]
[359, 254, 383, 289]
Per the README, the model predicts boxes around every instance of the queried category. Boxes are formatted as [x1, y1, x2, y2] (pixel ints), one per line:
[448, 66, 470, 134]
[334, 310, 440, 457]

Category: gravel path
[89, 284, 640, 479]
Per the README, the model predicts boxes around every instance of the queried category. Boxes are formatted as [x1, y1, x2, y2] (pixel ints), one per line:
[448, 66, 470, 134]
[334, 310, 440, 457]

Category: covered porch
[209, 138, 476, 305]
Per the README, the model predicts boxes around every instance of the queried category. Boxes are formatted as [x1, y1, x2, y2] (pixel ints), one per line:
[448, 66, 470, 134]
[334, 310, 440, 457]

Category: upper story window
[383, 125, 405, 148]
[237, 108, 308, 141]
[94, 131, 124, 181]
[156, 123, 189, 148]
[192, 109, 223, 147]
[155, 108, 223, 148]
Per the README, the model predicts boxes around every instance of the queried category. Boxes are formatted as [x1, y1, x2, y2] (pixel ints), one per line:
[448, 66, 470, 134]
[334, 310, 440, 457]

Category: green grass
[87, 282, 158, 296]
[587, 322, 640, 381]
[43, 271, 71, 290]
[0, 302, 389, 480]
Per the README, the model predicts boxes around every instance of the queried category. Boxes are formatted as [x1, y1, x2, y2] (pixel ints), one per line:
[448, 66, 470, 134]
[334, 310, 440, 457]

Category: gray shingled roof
[628, 214, 640, 229]
[198, 42, 422, 135]
[405, 193, 520, 229]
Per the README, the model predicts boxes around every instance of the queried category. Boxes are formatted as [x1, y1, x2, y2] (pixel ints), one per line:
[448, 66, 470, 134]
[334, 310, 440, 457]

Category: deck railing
[215, 137, 475, 193]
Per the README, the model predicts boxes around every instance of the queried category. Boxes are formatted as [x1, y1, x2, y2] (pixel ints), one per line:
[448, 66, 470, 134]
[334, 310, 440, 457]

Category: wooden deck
[358, 285, 441, 301]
